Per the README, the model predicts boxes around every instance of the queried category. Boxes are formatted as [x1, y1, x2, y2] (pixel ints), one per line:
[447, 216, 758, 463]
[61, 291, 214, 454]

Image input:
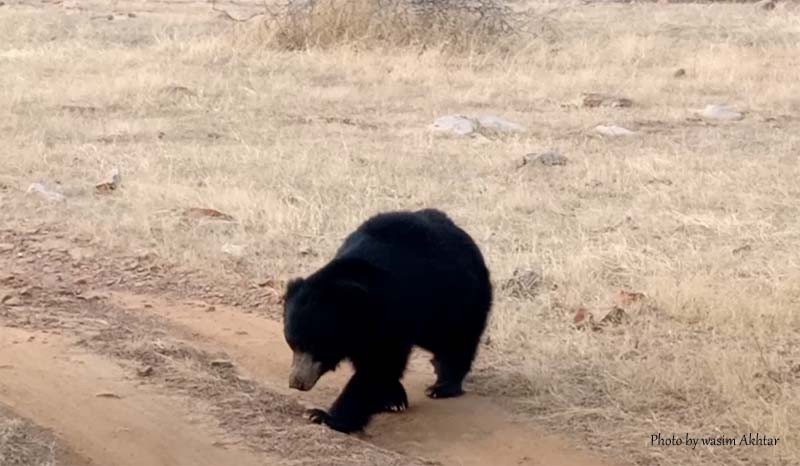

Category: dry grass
[0, 410, 57, 466]
[1, 1, 799, 465]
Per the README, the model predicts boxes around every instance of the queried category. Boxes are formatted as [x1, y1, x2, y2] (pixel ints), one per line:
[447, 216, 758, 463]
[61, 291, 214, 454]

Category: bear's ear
[285, 277, 306, 301]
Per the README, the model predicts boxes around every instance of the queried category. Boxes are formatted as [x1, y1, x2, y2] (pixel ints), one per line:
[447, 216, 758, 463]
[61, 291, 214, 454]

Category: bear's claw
[305, 408, 329, 424]
[383, 401, 407, 412]
[425, 383, 465, 399]
[304, 408, 364, 433]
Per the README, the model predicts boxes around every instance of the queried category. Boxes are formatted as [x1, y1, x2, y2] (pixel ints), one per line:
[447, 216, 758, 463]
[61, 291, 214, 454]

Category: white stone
[429, 115, 477, 136]
[700, 104, 743, 121]
[26, 182, 65, 202]
[476, 115, 525, 132]
[595, 125, 636, 136]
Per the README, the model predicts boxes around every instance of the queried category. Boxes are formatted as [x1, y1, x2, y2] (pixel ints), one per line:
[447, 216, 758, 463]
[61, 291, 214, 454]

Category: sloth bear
[283, 208, 492, 433]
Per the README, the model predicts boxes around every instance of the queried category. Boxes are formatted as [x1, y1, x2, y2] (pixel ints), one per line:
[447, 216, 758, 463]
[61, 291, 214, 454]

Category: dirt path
[112, 292, 613, 466]
[0, 327, 274, 466]
[0, 222, 620, 466]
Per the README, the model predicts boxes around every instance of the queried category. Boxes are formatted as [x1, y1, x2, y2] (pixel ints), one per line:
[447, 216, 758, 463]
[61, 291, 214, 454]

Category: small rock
[74, 277, 90, 285]
[0, 243, 14, 253]
[429, 115, 477, 136]
[580, 93, 633, 108]
[95, 392, 122, 399]
[204, 306, 216, 313]
[755, 0, 776, 10]
[522, 150, 567, 167]
[475, 115, 525, 132]
[26, 182, 65, 202]
[673, 68, 686, 78]
[429, 114, 524, 136]
[210, 359, 234, 369]
[221, 243, 245, 257]
[699, 104, 743, 121]
[137, 366, 154, 377]
[595, 124, 636, 136]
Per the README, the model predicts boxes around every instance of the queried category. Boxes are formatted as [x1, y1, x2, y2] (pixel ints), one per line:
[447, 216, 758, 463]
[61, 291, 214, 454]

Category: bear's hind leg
[426, 350, 474, 399]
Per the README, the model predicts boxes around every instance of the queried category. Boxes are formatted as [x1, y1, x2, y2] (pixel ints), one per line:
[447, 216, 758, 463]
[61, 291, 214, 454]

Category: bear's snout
[289, 351, 322, 391]
[289, 375, 313, 391]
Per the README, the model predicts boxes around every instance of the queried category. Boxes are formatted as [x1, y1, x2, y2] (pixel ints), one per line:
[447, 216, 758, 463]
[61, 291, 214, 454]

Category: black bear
[283, 208, 493, 433]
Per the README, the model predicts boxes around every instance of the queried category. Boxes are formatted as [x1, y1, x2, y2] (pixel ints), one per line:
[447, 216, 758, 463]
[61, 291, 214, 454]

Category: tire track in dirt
[0, 327, 275, 466]
[113, 291, 616, 466]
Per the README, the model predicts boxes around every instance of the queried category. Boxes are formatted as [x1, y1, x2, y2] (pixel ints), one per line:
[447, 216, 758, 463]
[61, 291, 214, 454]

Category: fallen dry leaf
[574, 290, 645, 330]
[95, 183, 115, 193]
[573, 307, 592, 328]
[95, 168, 122, 193]
[612, 290, 646, 307]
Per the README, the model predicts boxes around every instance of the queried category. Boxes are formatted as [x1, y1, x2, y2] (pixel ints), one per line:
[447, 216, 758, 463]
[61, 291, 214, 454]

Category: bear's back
[335, 209, 488, 282]
[336, 210, 459, 257]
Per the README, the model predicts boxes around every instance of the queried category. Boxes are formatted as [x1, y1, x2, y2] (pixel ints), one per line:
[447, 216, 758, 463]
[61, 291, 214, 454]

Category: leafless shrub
[260, 0, 537, 53]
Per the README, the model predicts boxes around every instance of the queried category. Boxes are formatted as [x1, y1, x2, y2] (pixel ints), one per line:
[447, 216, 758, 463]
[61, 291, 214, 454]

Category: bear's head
[283, 259, 377, 391]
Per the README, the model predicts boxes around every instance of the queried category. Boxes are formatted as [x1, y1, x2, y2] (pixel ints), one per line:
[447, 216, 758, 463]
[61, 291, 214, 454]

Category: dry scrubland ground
[1, 0, 799, 465]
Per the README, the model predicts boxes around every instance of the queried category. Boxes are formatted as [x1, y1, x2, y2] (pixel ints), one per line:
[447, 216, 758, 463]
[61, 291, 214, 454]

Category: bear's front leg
[305, 371, 389, 433]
